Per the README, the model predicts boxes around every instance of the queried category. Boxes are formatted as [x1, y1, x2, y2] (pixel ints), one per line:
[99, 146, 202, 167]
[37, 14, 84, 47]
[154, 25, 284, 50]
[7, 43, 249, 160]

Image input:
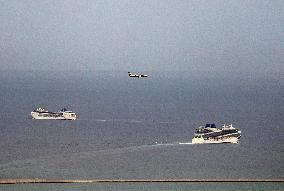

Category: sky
[0, 0, 283, 73]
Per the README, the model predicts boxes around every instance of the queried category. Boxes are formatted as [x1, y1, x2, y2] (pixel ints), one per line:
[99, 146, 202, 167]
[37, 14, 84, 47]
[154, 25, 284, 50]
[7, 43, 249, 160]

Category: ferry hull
[192, 137, 239, 144]
[31, 113, 65, 120]
[31, 111, 76, 120]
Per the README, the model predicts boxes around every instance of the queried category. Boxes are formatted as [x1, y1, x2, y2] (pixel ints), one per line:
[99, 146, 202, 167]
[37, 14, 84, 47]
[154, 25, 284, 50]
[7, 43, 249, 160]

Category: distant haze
[0, 0, 283, 73]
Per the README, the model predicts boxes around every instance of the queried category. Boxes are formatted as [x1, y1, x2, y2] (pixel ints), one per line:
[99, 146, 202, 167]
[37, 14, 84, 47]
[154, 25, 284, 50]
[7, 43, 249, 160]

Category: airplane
[128, 72, 148, 78]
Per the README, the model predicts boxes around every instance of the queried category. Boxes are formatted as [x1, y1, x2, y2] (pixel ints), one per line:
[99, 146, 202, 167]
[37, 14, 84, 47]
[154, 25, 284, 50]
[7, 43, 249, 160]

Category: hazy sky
[0, 0, 283, 72]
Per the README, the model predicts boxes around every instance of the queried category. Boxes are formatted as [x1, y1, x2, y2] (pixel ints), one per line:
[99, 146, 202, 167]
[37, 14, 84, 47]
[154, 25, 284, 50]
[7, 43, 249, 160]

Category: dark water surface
[0, 71, 283, 180]
[1, 182, 284, 191]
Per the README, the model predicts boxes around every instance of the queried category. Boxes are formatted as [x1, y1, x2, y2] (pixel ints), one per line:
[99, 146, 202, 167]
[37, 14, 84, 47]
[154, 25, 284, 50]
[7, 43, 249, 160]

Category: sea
[0, 70, 283, 190]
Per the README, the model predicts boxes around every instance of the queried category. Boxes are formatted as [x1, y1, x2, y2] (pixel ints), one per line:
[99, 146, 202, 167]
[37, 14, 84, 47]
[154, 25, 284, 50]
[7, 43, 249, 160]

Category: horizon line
[1, 178, 284, 184]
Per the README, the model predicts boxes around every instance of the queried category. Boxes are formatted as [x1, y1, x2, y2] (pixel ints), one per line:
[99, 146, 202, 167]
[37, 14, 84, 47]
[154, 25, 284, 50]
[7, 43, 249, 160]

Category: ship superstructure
[192, 123, 241, 144]
[31, 107, 76, 120]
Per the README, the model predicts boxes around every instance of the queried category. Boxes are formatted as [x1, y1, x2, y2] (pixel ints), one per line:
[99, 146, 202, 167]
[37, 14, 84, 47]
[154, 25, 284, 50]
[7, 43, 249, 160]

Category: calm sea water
[1, 182, 284, 191]
[0, 71, 283, 185]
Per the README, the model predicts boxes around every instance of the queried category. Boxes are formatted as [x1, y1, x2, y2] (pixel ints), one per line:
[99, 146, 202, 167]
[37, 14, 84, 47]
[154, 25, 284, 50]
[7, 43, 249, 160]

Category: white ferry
[192, 123, 241, 144]
[31, 107, 77, 120]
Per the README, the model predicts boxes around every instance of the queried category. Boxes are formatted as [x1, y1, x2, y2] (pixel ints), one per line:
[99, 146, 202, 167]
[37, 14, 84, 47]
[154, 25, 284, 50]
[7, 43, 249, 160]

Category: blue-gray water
[0, 71, 283, 182]
[1, 182, 284, 191]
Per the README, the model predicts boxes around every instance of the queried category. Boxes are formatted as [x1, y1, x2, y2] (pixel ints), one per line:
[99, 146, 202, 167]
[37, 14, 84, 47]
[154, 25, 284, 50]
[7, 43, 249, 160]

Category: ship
[31, 107, 77, 120]
[192, 123, 241, 144]
[128, 72, 148, 78]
